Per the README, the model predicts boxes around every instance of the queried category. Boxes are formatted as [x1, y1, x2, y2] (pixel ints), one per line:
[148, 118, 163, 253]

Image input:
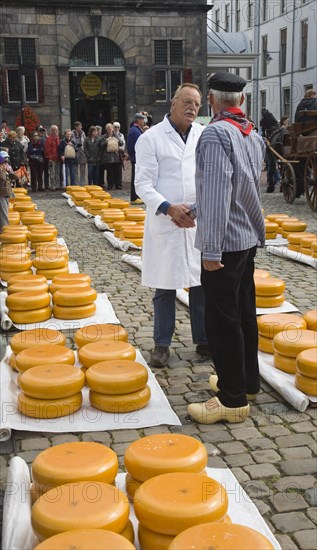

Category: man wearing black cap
[186, 73, 265, 424]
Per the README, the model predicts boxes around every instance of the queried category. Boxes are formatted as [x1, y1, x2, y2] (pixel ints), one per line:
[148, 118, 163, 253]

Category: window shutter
[1, 67, 8, 105]
[37, 68, 44, 103]
[183, 68, 193, 83]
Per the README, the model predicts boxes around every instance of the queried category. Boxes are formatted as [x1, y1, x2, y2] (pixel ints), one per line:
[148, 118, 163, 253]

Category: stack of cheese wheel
[84, 185, 103, 192]
[75, 323, 128, 348]
[300, 235, 317, 256]
[31, 481, 131, 542]
[273, 330, 317, 377]
[0, 241, 32, 281]
[281, 219, 307, 238]
[295, 348, 317, 396]
[33, 250, 69, 280]
[254, 268, 270, 279]
[10, 194, 32, 205]
[20, 211, 45, 226]
[86, 358, 150, 413]
[304, 309, 317, 331]
[15, 344, 79, 418]
[287, 232, 316, 253]
[113, 221, 137, 238]
[107, 199, 130, 210]
[255, 277, 285, 308]
[13, 187, 28, 195]
[169, 523, 274, 550]
[35, 243, 69, 265]
[84, 199, 108, 216]
[264, 220, 278, 240]
[6, 288, 52, 324]
[12, 196, 36, 212]
[7, 211, 21, 225]
[89, 190, 112, 199]
[71, 191, 91, 206]
[124, 434, 208, 502]
[312, 241, 317, 259]
[0, 242, 32, 262]
[28, 227, 58, 252]
[125, 209, 146, 223]
[33, 530, 136, 550]
[9, 326, 66, 372]
[52, 274, 97, 320]
[66, 185, 86, 193]
[134, 472, 228, 550]
[101, 208, 125, 228]
[121, 225, 144, 247]
[257, 313, 307, 358]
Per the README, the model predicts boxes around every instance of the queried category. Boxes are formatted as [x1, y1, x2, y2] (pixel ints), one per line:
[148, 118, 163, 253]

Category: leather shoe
[188, 396, 250, 424]
[208, 375, 258, 401]
[196, 344, 212, 357]
[149, 346, 170, 368]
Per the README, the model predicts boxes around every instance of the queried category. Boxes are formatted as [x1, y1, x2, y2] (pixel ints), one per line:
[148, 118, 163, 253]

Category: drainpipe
[290, 0, 296, 122]
[253, 0, 261, 127]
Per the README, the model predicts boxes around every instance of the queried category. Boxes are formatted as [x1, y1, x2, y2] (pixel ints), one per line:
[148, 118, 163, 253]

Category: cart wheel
[304, 153, 317, 212]
[280, 163, 297, 204]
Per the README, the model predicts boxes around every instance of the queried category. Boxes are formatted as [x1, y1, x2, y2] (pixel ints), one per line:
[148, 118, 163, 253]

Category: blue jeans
[65, 162, 77, 186]
[153, 286, 207, 346]
[88, 164, 99, 185]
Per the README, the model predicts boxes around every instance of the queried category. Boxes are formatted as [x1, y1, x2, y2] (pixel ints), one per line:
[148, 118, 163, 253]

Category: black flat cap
[209, 72, 246, 92]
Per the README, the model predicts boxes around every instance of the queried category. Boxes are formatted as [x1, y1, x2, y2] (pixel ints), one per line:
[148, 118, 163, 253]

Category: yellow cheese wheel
[303, 310, 317, 331]
[265, 232, 277, 240]
[28, 223, 57, 232]
[124, 434, 208, 482]
[29, 231, 57, 243]
[3, 224, 29, 232]
[79, 341, 136, 368]
[8, 281, 49, 294]
[107, 199, 130, 209]
[75, 324, 128, 348]
[273, 329, 317, 358]
[53, 287, 97, 307]
[32, 441, 118, 488]
[282, 220, 307, 232]
[12, 195, 32, 202]
[8, 306, 52, 324]
[257, 313, 307, 338]
[13, 187, 27, 194]
[10, 328, 66, 354]
[14, 203, 36, 212]
[33, 529, 135, 550]
[52, 273, 91, 285]
[6, 291, 51, 311]
[301, 247, 312, 256]
[1, 269, 33, 282]
[89, 385, 151, 413]
[126, 238, 143, 247]
[125, 211, 146, 222]
[35, 245, 68, 260]
[16, 344, 75, 373]
[273, 352, 297, 374]
[53, 303, 96, 320]
[256, 294, 285, 308]
[296, 348, 317, 378]
[20, 364, 85, 399]
[1, 257, 32, 272]
[125, 473, 143, 500]
[288, 243, 301, 252]
[31, 481, 129, 539]
[265, 214, 288, 223]
[9, 352, 18, 371]
[0, 232, 27, 244]
[254, 269, 270, 279]
[18, 391, 82, 418]
[0, 243, 30, 256]
[112, 221, 137, 232]
[295, 373, 317, 396]
[50, 281, 90, 294]
[301, 235, 317, 247]
[134, 472, 228, 536]
[120, 520, 135, 544]
[121, 227, 144, 239]
[86, 360, 148, 394]
[258, 335, 274, 354]
[138, 524, 174, 550]
[169, 522, 274, 550]
[264, 221, 278, 231]
[7, 273, 47, 286]
[36, 266, 69, 279]
[33, 256, 68, 269]
[255, 277, 285, 296]
[312, 242, 317, 252]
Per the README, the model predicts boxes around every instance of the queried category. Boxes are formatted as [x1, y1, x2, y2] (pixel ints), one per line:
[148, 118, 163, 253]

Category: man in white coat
[135, 83, 209, 368]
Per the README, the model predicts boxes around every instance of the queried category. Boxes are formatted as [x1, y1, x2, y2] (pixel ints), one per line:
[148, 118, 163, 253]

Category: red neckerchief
[211, 107, 253, 135]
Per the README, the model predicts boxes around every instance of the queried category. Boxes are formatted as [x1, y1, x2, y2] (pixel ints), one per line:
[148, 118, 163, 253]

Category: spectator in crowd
[84, 126, 101, 185]
[27, 131, 45, 192]
[0, 151, 18, 231]
[295, 89, 317, 124]
[260, 108, 279, 193]
[58, 129, 78, 187]
[71, 121, 87, 185]
[1, 121, 10, 138]
[38, 126, 49, 189]
[127, 113, 146, 204]
[135, 83, 209, 368]
[2, 131, 26, 173]
[186, 73, 265, 424]
[16, 126, 29, 153]
[113, 121, 126, 185]
[99, 123, 124, 190]
[44, 125, 61, 191]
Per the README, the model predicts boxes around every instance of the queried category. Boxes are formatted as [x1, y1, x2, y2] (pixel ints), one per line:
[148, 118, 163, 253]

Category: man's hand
[167, 204, 195, 228]
[203, 260, 224, 271]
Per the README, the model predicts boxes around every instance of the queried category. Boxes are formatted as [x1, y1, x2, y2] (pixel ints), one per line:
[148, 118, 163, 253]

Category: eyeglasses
[179, 99, 202, 109]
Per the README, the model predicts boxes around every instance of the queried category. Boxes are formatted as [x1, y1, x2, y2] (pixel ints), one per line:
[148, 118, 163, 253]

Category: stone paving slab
[0, 172, 316, 549]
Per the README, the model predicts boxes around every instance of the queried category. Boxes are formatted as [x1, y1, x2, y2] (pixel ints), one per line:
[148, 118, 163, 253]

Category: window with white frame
[4, 37, 38, 103]
[154, 40, 183, 102]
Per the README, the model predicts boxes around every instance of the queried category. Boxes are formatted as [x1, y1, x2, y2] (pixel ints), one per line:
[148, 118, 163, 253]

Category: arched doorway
[69, 37, 126, 133]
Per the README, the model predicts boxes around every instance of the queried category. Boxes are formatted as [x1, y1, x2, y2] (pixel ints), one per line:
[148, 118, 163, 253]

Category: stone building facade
[0, 0, 210, 134]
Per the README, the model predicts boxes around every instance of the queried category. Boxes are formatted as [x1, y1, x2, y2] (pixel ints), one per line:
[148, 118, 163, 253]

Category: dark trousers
[201, 247, 260, 407]
[105, 162, 122, 189]
[29, 162, 44, 191]
[266, 148, 276, 186]
[88, 164, 100, 185]
[130, 162, 139, 201]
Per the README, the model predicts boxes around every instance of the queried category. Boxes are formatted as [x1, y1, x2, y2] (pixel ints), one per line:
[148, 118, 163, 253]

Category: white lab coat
[135, 116, 204, 289]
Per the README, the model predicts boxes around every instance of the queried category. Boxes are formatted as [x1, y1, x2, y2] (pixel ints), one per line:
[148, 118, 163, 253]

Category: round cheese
[89, 385, 151, 413]
[296, 348, 317, 378]
[134, 472, 228, 536]
[301, 247, 312, 256]
[31, 482, 129, 539]
[124, 434, 208, 482]
[50, 281, 90, 294]
[295, 373, 317, 396]
[125, 473, 143, 500]
[0, 232, 27, 244]
[53, 303, 96, 320]
[51, 273, 91, 285]
[256, 294, 285, 308]
[75, 324, 128, 348]
[265, 232, 277, 240]
[13, 187, 27, 195]
[6, 291, 51, 311]
[303, 310, 317, 331]
[14, 203, 36, 212]
[16, 344, 75, 373]
[7, 273, 47, 286]
[34, 529, 135, 550]
[264, 221, 278, 232]
[258, 335, 274, 354]
[28, 223, 57, 232]
[35, 243, 68, 257]
[53, 287, 97, 307]
[18, 391, 82, 418]
[121, 227, 144, 239]
[8, 306, 52, 324]
[1, 269, 33, 282]
[10, 328, 66, 354]
[0, 243, 30, 257]
[301, 235, 317, 247]
[3, 224, 28, 232]
[20, 364, 85, 399]
[169, 522, 274, 550]
[282, 220, 307, 232]
[288, 243, 301, 252]
[112, 221, 137, 232]
[126, 238, 143, 247]
[8, 281, 49, 295]
[107, 199, 130, 209]
[1, 257, 32, 272]
[254, 269, 270, 279]
[9, 352, 18, 371]
[125, 211, 146, 222]
[266, 214, 289, 223]
[12, 195, 32, 202]
[273, 329, 317, 358]
[86, 360, 148, 394]
[312, 242, 317, 252]
[33, 256, 68, 269]
[257, 313, 307, 338]
[32, 441, 118, 488]
[78, 341, 136, 368]
[120, 520, 135, 544]
[138, 524, 174, 550]
[273, 352, 297, 374]
[255, 277, 285, 296]
[36, 266, 69, 279]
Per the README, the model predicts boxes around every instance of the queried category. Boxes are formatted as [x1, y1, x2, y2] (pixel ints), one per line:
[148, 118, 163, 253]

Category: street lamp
[264, 49, 283, 120]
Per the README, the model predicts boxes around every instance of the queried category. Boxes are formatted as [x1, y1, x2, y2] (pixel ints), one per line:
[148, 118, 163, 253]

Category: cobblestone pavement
[1, 167, 317, 549]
